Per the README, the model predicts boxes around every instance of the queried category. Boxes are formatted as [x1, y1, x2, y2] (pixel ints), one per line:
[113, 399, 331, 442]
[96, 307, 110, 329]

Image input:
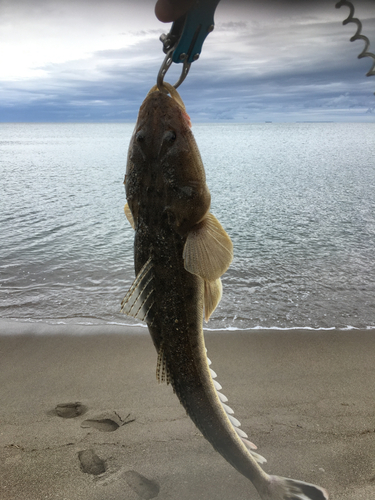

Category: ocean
[1, 122, 374, 332]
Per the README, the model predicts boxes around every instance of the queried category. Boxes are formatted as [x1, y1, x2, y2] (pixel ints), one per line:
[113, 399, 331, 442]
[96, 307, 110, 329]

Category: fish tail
[258, 475, 329, 500]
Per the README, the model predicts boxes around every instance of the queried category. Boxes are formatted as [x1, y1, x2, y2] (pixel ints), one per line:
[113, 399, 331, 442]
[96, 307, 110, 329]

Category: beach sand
[0, 321, 374, 500]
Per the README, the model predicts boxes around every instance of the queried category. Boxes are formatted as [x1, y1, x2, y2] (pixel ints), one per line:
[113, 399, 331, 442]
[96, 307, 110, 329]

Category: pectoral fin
[121, 257, 155, 322]
[204, 278, 222, 322]
[183, 213, 233, 282]
[124, 203, 135, 230]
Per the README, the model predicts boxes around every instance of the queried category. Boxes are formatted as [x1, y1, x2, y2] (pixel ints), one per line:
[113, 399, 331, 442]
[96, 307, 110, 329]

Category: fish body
[122, 84, 329, 500]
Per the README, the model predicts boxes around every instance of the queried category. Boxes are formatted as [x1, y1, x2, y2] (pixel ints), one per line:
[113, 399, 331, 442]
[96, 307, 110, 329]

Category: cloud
[0, 0, 374, 122]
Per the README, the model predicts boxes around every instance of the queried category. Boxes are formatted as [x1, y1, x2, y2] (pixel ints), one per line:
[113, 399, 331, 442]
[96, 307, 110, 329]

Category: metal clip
[157, 0, 220, 92]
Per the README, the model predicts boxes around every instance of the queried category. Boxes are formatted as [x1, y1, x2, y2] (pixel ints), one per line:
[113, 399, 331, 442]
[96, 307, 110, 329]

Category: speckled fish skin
[122, 87, 329, 500]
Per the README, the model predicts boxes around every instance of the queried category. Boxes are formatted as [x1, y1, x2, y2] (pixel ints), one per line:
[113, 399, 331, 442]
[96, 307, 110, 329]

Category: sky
[1, 0, 375, 122]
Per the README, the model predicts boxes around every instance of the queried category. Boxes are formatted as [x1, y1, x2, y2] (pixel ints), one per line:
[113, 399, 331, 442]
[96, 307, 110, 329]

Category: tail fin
[260, 475, 329, 500]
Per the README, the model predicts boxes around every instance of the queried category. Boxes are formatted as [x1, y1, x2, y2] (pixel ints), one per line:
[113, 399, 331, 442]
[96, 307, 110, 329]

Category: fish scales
[122, 84, 329, 500]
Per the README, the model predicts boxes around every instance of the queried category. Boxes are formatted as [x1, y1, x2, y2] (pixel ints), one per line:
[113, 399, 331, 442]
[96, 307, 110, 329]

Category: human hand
[155, 0, 196, 22]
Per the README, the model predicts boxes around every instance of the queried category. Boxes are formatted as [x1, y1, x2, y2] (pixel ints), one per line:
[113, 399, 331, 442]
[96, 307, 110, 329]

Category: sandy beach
[0, 321, 374, 500]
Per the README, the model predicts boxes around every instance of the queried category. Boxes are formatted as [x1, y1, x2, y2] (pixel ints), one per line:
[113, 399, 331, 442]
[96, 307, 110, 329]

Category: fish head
[125, 88, 211, 235]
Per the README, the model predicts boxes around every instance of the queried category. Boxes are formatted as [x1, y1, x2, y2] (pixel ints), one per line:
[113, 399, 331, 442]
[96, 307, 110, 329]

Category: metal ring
[157, 52, 191, 92]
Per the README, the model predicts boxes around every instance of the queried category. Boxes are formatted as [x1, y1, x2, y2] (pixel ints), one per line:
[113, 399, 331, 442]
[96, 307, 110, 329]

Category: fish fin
[221, 402, 234, 414]
[203, 278, 222, 322]
[228, 414, 241, 427]
[207, 348, 267, 465]
[241, 437, 257, 450]
[213, 379, 222, 390]
[156, 344, 170, 385]
[216, 391, 228, 403]
[183, 213, 233, 282]
[260, 475, 329, 500]
[124, 203, 135, 230]
[120, 257, 155, 322]
[233, 426, 248, 438]
[249, 450, 267, 465]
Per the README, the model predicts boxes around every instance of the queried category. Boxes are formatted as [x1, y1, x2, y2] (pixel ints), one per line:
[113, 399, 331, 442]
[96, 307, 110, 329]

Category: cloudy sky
[1, 0, 375, 122]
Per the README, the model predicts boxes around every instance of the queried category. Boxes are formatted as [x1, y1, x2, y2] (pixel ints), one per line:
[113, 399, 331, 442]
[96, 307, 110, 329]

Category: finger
[155, 0, 195, 23]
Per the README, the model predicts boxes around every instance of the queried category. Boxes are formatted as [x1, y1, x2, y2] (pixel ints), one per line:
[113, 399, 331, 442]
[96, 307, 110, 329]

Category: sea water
[1, 122, 374, 331]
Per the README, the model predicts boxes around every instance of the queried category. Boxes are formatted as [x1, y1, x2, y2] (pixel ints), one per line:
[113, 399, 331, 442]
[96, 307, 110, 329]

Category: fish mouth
[141, 83, 192, 128]
[146, 82, 186, 110]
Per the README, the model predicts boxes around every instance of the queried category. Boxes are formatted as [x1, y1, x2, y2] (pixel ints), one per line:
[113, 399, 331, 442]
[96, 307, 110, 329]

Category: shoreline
[1, 328, 374, 499]
[0, 318, 374, 336]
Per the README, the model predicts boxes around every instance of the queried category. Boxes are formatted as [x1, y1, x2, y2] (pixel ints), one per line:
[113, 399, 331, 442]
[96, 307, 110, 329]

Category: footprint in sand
[51, 402, 88, 418]
[78, 449, 106, 475]
[81, 412, 135, 432]
[123, 470, 160, 500]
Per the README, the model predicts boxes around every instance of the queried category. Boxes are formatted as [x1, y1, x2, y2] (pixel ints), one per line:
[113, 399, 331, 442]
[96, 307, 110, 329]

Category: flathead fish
[121, 83, 329, 500]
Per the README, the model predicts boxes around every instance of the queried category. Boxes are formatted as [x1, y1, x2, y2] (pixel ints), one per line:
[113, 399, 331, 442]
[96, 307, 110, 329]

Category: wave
[203, 325, 375, 331]
[1, 317, 374, 337]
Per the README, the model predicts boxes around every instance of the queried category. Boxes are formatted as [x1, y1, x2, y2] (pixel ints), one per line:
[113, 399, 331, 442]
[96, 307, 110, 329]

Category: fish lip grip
[157, 0, 221, 92]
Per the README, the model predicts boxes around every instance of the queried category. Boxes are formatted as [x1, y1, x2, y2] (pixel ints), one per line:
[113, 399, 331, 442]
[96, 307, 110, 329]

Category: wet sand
[0, 321, 374, 500]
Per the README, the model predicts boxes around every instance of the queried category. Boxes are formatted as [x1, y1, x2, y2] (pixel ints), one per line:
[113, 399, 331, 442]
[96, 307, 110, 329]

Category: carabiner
[157, 44, 191, 92]
[157, 0, 221, 92]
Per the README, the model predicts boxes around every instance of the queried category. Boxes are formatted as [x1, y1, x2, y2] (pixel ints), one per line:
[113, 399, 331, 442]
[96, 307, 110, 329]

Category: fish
[121, 83, 329, 500]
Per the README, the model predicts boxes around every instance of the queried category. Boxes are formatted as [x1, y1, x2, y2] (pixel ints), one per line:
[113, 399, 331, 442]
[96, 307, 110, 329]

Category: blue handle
[172, 0, 220, 64]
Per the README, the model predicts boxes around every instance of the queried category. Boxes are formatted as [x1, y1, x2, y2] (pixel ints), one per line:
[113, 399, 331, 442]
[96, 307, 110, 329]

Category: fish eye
[136, 131, 145, 142]
[164, 131, 176, 143]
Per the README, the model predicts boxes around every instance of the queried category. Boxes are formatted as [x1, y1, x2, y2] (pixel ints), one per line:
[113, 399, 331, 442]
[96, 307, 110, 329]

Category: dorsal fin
[121, 258, 155, 322]
[183, 213, 233, 282]
[156, 343, 171, 385]
[203, 278, 222, 322]
[124, 203, 135, 230]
